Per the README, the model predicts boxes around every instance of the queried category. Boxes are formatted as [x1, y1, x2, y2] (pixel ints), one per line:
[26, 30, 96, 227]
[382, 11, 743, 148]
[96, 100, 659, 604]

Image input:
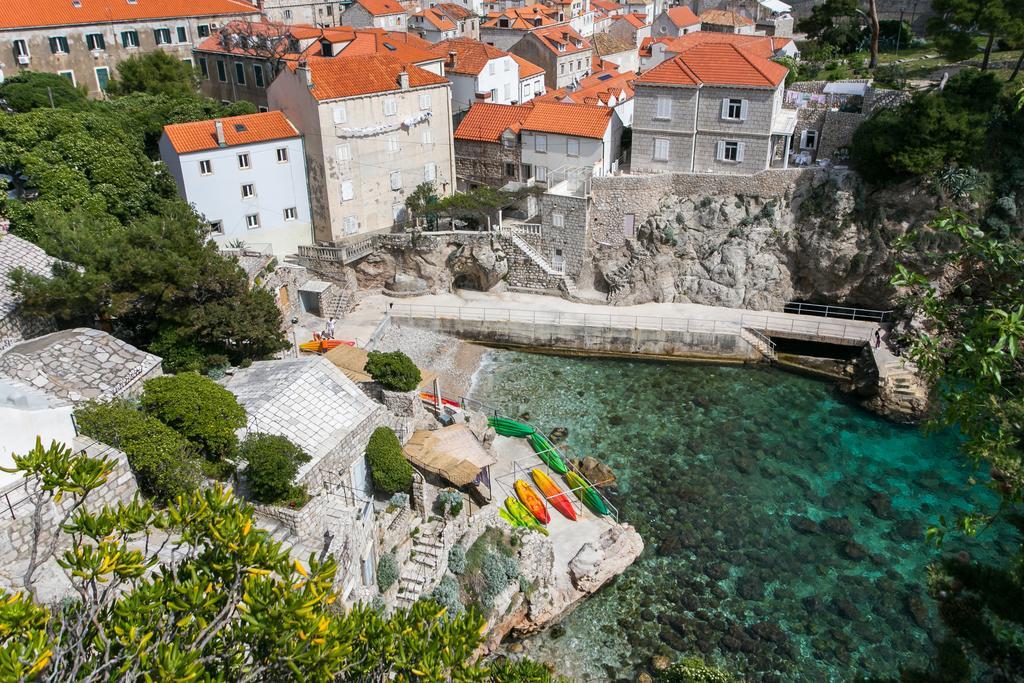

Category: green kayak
[505, 496, 549, 535]
[529, 432, 568, 475]
[565, 470, 610, 516]
[488, 417, 535, 438]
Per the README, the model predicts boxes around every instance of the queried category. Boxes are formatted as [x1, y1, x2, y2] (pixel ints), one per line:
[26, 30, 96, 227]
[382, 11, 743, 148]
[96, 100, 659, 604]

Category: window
[653, 137, 670, 161]
[90, 67, 109, 92]
[245, 214, 260, 229]
[176, 26, 188, 43]
[209, 220, 223, 234]
[199, 58, 209, 79]
[393, 202, 405, 221]
[258, 106, 268, 113]
[284, 9, 292, 19]
[722, 98, 745, 121]
[181, 57, 192, 67]
[58, 70, 75, 85]
[521, 163, 532, 179]
[241, 183, 255, 198]
[276, 147, 289, 163]
[234, 62, 246, 85]
[534, 134, 547, 153]
[552, 212, 564, 228]
[253, 64, 265, 88]
[488, 61, 495, 75]
[504, 59, 511, 72]
[154, 28, 172, 45]
[284, 207, 298, 221]
[505, 162, 516, 177]
[567, 138, 579, 156]
[216, 60, 227, 82]
[48, 36, 69, 54]
[424, 162, 436, 182]
[237, 153, 250, 170]
[419, 92, 431, 110]
[387, 135, 400, 153]
[341, 181, 354, 201]
[85, 33, 105, 51]
[503, 83, 511, 101]
[337, 144, 351, 162]
[197, 24, 211, 38]
[801, 129, 818, 149]
[535, 165, 547, 182]
[120, 30, 139, 47]
[343, 216, 358, 234]
[389, 171, 402, 190]
[383, 97, 397, 116]
[718, 140, 743, 162]
[13, 39, 28, 58]
[422, 130, 432, 145]
[502, 134, 515, 149]
[655, 96, 672, 120]
[523, 84, 530, 100]
[199, 159, 213, 175]
[332, 105, 347, 124]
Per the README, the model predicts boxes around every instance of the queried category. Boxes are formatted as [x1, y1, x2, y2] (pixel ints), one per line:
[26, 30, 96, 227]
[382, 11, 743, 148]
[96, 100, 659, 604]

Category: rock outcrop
[567, 523, 643, 593]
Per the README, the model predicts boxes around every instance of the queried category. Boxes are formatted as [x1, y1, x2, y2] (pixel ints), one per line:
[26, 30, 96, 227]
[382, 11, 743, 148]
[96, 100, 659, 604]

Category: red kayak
[531, 468, 577, 521]
[514, 480, 550, 524]
[419, 392, 461, 408]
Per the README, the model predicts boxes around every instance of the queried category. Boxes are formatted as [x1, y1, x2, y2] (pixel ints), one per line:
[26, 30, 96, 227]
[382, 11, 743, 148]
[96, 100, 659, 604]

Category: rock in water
[570, 457, 617, 488]
[789, 515, 820, 534]
[841, 541, 868, 561]
[548, 426, 569, 442]
[821, 516, 854, 536]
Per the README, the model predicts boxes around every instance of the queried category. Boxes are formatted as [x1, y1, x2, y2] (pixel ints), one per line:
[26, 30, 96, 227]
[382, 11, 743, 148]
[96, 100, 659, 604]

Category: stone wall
[0, 313, 55, 351]
[455, 139, 522, 190]
[818, 110, 865, 162]
[298, 405, 387, 494]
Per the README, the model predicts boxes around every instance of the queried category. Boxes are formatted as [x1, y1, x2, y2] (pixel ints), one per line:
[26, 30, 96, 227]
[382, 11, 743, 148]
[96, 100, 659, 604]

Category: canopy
[404, 425, 496, 487]
[758, 0, 792, 13]
[823, 81, 868, 96]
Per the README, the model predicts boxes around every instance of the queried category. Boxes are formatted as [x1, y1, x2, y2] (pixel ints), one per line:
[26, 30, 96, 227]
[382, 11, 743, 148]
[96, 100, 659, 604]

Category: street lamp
[291, 316, 299, 358]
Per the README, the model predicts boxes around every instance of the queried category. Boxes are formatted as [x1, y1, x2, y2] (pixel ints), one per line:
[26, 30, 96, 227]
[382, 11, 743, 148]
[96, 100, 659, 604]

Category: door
[552, 249, 565, 273]
[351, 455, 371, 500]
[623, 213, 635, 238]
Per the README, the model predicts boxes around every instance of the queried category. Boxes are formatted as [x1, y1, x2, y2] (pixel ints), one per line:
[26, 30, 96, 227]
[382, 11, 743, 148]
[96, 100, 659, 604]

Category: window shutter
[390, 171, 402, 190]
[740, 100, 748, 121]
[736, 142, 745, 163]
[720, 98, 729, 119]
[341, 181, 354, 201]
[337, 144, 351, 161]
[716, 141, 725, 160]
[800, 130, 808, 149]
[333, 106, 347, 124]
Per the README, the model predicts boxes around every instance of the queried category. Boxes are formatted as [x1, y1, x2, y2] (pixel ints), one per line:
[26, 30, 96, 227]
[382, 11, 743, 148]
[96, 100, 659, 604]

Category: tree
[364, 350, 422, 392]
[0, 71, 88, 112]
[928, 0, 1024, 71]
[405, 181, 441, 226]
[772, 56, 799, 86]
[140, 372, 247, 463]
[866, 0, 880, 68]
[365, 427, 413, 496]
[215, 19, 296, 82]
[0, 444, 561, 682]
[799, 0, 866, 54]
[74, 400, 202, 502]
[106, 50, 200, 98]
[240, 433, 311, 504]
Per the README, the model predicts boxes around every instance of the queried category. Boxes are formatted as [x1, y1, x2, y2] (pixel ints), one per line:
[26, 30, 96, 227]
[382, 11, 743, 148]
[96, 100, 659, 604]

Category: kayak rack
[461, 396, 620, 523]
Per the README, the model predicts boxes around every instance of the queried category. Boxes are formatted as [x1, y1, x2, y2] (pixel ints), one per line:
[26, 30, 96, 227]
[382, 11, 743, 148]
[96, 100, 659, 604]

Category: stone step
[412, 557, 438, 570]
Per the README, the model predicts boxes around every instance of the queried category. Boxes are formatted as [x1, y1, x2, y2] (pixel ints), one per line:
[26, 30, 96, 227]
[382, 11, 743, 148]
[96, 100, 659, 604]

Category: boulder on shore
[568, 523, 644, 593]
[569, 457, 617, 489]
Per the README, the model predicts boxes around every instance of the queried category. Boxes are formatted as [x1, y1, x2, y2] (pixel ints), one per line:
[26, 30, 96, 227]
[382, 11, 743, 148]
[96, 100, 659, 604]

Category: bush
[448, 545, 467, 575]
[366, 427, 413, 495]
[377, 553, 398, 593]
[141, 372, 246, 461]
[435, 490, 464, 518]
[364, 351, 422, 392]
[0, 71, 88, 112]
[240, 434, 311, 504]
[430, 575, 465, 617]
[75, 400, 202, 501]
[388, 491, 410, 510]
[479, 552, 519, 607]
[663, 657, 734, 682]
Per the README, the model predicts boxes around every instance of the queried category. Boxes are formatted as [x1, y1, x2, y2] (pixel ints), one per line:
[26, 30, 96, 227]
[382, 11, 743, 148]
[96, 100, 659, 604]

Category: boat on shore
[514, 480, 551, 524]
[529, 433, 569, 474]
[531, 468, 577, 521]
[565, 470, 610, 516]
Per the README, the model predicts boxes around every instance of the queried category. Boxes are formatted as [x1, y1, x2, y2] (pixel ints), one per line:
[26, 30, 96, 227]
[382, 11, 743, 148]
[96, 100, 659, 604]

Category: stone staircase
[508, 233, 563, 276]
[395, 521, 444, 607]
[321, 289, 351, 320]
[560, 275, 579, 298]
[740, 327, 777, 362]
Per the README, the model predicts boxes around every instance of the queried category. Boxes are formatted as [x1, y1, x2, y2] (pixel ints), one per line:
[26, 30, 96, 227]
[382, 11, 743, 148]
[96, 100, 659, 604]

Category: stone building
[480, 4, 563, 51]
[429, 38, 546, 112]
[650, 6, 701, 38]
[267, 54, 456, 242]
[510, 24, 592, 89]
[0, 0, 259, 97]
[454, 103, 535, 189]
[589, 31, 639, 72]
[341, 0, 410, 31]
[0, 233, 56, 349]
[640, 30, 796, 70]
[259, 0, 341, 26]
[632, 37, 795, 174]
[608, 13, 651, 48]
[699, 9, 756, 33]
[409, 3, 481, 43]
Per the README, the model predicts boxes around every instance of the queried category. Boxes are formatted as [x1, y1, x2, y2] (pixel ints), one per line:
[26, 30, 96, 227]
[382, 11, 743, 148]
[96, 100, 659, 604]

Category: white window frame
[801, 129, 817, 149]
[722, 98, 746, 121]
[284, 207, 298, 221]
[387, 135, 400, 153]
[234, 62, 246, 85]
[424, 162, 436, 182]
[253, 64, 265, 88]
[13, 39, 29, 58]
[337, 144, 351, 162]
[534, 134, 547, 153]
[237, 153, 250, 170]
[154, 28, 171, 45]
[343, 216, 358, 234]
[276, 147, 289, 163]
[209, 220, 223, 234]
[567, 138, 580, 157]
[552, 212, 565, 228]
[535, 165, 547, 182]
[85, 33, 105, 51]
[57, 70, 75, 85]
[332, 105, 347, 124]
[419, 92, 431, 110]
[49, 36, 69, 54]
[241, 183, 255, 198]
[341, 181, 354, 201]
[199, 159, 213, 175]
[717, 140, 744, 163]
[653, 137, 670, 161]
[120, 30, 139, 48]
[245, 213, 260, 229]
[94, 66, 110, 91]
[383, 96, 397, 116]
[389, 170, 402, 191]
[655, 96, 672, 120]
[176, 25, 188, 44]
[421, 130, 432, 145]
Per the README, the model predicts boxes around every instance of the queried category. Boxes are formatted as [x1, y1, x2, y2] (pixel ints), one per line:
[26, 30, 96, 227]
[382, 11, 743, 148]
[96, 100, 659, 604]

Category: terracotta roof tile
[665, 6, 700, 26]
[700, 9, 754, 26]
[521, 101, 612, 138]
[483, 4, 559, 29]
[591, 0, 626, 12]
[615, 13, 647, 28]
[660, 31, 794, 60]
[305, 54, 448, 100]
[590, 31, 636, 56]
[429, 38, 508, 74]
[528, 25, 591, 55]
[163, 111, 298, 154]
[434, 3, 476, 20]
[413, 6, 457, 31]
[637, 40, 787, 87]
[510, 53, 545, 78]
[354, 0, 407, 15]
[454, 103, 534, 142]
[0, 0, 256, 29]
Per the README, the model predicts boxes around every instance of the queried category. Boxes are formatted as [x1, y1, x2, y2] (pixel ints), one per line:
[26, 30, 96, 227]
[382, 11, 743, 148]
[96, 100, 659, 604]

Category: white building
[519, 101, 622, 182]
[159, 111, 313, 256]
[651, 6, 701, 38]
[341, 0, 409, 31]
[0, 380, 76, 489]
[429, 38, 545, 111]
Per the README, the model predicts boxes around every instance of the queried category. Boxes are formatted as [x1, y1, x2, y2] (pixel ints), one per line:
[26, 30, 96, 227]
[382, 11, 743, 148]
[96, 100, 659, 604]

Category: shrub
[240, 434, 311, 504]
[364, 351, 422, 392]
[663, 657, 734, 682]
[479, 552, 519, 607]
[141, 372, 246, 461]
[75, 400, 202, 501]
[0, 71, 88, 112]
[435, 490, 464, 518]
[377, 553, 398, 593]
[388, 491, 410, 510]
[366, 427, 413, 495]
[430, 575, 465, 617]
[448, 545, 467, 575]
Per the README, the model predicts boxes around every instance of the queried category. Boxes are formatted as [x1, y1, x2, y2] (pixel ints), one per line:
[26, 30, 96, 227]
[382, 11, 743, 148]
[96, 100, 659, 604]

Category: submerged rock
[738, 575, 765, 601]
[867, 492, 895, 519]
[841, 541, 869, 561]
[822, 516, 854, 536]
[569, 457, 617, 489]
[789, 516, 820, 534]
[833, 597, 863, 621]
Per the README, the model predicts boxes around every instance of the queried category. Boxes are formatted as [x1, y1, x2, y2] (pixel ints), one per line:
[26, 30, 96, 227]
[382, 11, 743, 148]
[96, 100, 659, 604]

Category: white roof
[759, 0, 791, 13]
[823, 81, 869, 96]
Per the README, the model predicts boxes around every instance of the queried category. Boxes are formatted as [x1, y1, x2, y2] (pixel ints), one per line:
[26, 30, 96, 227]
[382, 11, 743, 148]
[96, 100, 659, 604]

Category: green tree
[928, 0, 1024, 70]
[240, 433, 311, 504]
[74, 400, 202, 501]
[772, 56, 799, 86]
[0, 443, 561, 682]
[107, 50, 200, 98]
[799, 0, 866, 54]
[364, 350, 422, 392]
[365, 427, 413, 496]
[0, 71, 88, 112]
[141, 372, 247, 463]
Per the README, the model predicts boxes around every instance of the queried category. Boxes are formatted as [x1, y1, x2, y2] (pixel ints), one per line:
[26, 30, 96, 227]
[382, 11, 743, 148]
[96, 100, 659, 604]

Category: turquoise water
[471, 351, 1015, 681]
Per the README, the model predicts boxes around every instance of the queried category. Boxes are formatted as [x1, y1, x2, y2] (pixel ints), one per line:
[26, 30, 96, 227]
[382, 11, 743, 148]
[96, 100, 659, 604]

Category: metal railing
[742, 327, 777, 361]
[1, 482, 31, 521]
[783, 301, 892, 322]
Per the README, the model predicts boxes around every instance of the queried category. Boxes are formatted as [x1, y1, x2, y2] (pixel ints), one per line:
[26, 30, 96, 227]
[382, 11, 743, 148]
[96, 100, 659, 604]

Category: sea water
[470, 351, 1015, 681]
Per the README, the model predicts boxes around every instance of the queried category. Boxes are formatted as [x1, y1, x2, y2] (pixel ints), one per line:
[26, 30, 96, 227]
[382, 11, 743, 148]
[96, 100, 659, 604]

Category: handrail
[783, 301, 892, 322]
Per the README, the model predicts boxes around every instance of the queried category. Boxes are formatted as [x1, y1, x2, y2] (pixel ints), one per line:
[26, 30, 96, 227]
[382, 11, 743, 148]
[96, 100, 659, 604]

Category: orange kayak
[299, 339, 355, 353]
[531, 468, 576, 521]
[514, 480, 550, 524]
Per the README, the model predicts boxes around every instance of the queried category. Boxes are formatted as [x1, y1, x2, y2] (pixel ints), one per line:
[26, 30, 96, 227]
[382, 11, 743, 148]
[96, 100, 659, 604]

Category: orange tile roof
[540, 69, 634, 106]
[700, 9, 754, 26]
[511, 54, 545, 78]
[0, 0, 256, 29]
[429, 38, 508, 74]
[615, 13, 647, 28]
[521, 101, 612, 138]
[354, 0, 407, 15]
[483, 4, 559, 29]
[591, 0, 626, 13]
[454, 103, 535, 142]
[163, 111, 298, 154]
[590, 31, 635, 56]
[335, 28, 441, 63]
[303, 54, 449, 100]
[665, 6, 700, 26]
[413, 6, 458, 31]
[660, 31, 794, 60]
[637, 40, 787, 87]
[434, 3, 476, 20]
[529, 25, 591, 55]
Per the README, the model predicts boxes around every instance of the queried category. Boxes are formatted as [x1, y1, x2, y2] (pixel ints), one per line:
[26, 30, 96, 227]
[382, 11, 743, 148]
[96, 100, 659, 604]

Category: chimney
[398, 70, 409, 89]
[448, 50, 457, 69]
[214, 120, 226, 147]
[563, 31, 569, 40]
[298, 59, 313, 89]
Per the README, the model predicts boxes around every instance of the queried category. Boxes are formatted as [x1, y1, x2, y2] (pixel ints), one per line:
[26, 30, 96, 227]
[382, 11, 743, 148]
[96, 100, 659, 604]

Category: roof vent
[397, 71, 410, 89]
[71, 0, 82, 7]
[127, 0, 137, 4]
[448, 50, 457, 68]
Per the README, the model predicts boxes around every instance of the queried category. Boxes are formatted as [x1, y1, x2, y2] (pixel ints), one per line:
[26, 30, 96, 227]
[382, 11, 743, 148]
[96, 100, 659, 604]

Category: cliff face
[596, 171, 944, 311]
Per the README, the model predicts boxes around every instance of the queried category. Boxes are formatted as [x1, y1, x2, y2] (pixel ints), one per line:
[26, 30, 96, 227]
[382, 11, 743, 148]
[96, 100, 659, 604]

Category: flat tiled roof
[163, 111, 299, 154]
[0, 0, 257, 30]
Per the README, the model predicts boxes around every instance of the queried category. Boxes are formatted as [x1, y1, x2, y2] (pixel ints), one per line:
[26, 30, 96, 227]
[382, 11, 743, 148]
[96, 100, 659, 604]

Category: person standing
[326, 317, 336, 340]
[874, 328, 882, 349]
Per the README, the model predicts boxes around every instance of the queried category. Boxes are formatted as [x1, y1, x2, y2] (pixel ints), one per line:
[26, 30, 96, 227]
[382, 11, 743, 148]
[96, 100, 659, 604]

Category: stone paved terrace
[0, 328, 162, 404]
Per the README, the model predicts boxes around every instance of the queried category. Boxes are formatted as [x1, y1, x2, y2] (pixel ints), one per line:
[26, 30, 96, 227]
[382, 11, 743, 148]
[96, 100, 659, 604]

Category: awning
[823, 81, 868, 96]
[759, 0, 792, 13]
[772, 108, 798, 136]
[403, 425, 496, 487]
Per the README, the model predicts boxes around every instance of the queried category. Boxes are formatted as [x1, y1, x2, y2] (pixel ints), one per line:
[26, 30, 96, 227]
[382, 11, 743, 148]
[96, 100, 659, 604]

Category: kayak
[299, 339, 355, 353]
[529, 433, 568, 475]
[419, 392, 460, 408]
[565, 470, 610, 516]
[505, 496, 549, 536]
[488, 417, 535, 438]
[531, 468, 577, 521]
[514, 480, 550, 524]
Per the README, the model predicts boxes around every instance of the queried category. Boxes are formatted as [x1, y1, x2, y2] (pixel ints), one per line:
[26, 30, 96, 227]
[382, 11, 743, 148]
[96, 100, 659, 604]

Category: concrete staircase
[395, 521, 444, 607]
[740, 327, 777, 362]
[509, 233, 563, 276]
[321, 290, 351, 320]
